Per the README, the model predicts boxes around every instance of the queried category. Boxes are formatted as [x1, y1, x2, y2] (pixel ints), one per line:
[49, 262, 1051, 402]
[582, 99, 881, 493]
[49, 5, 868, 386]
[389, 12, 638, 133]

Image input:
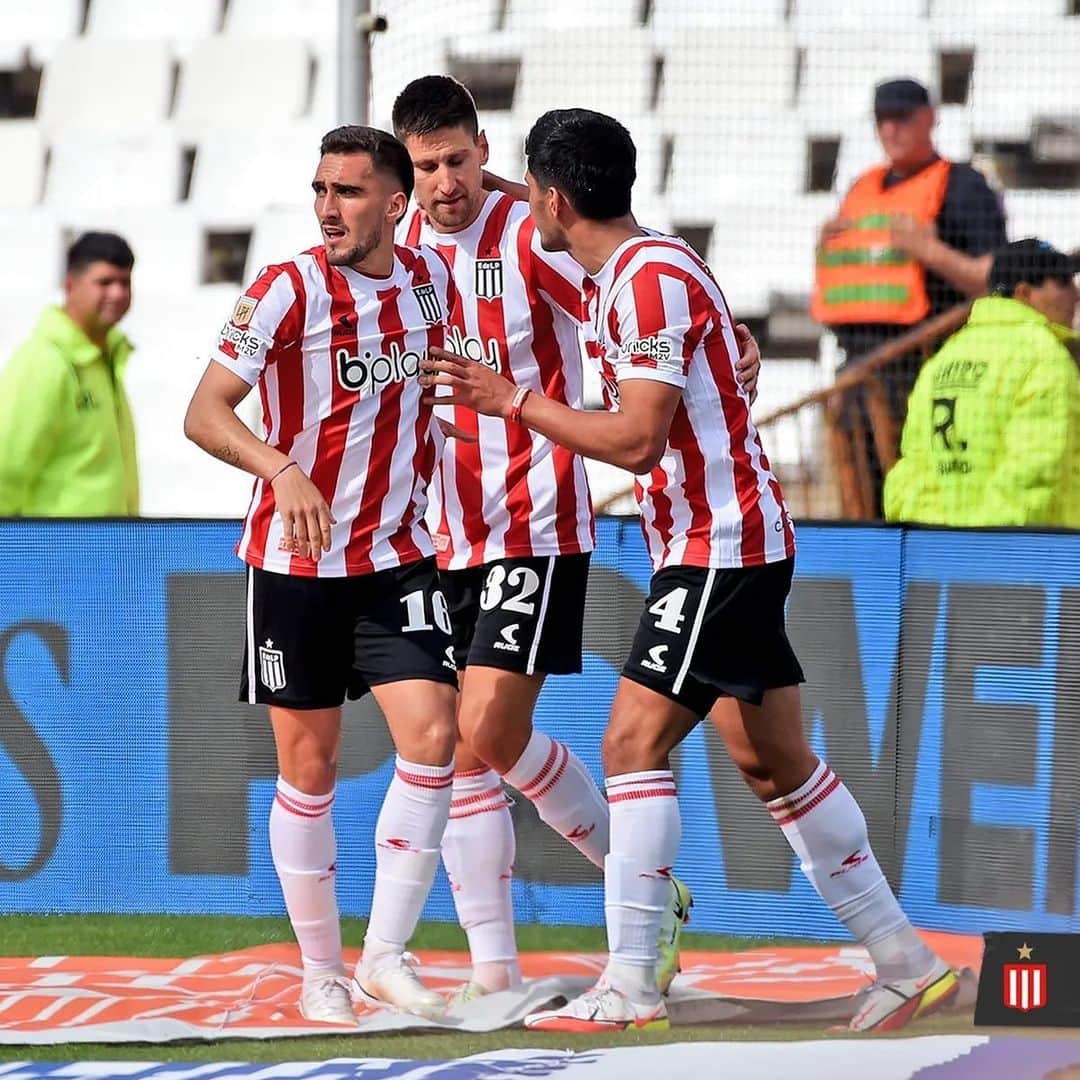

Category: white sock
[601, 770, 680, 1004]
[362, 756, 454, 968]
[769, 760, 935, 980]
[268, 777, 343, 981]
[441, 766, 520, 991]
[502, 730, 609, 868]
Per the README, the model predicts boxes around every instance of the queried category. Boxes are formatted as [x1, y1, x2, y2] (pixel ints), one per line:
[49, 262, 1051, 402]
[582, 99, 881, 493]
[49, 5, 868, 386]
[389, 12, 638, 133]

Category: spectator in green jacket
[0, 232, 140, 517]
[884, 238, 1079, 527]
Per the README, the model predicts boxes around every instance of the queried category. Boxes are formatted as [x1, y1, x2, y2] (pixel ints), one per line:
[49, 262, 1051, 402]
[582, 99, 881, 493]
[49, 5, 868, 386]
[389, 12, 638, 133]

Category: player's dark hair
[319, 125, 415, 200]
[392, 75, 479, 140]
[66, 231, 134, 275]
[525, 108, 635, 220]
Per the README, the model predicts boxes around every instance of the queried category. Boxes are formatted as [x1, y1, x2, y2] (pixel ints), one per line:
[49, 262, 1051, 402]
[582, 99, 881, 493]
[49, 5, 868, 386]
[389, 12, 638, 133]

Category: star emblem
[1017, 942, 1034, 960]
[264, 639, 274, 648]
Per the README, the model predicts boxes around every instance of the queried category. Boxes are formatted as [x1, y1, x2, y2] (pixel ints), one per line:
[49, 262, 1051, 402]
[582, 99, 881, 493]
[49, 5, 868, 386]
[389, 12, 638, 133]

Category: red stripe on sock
[607, 787, 678, 803]
[455, 766, 493, 779]
[772, 774, 841, 825]
[770, 767, 833, 816]
[451, 786, 507, 810]
[519, 740, 560, 796]
[529, 743, 569, 800]
[450, 799, 513, 820]
[396, 766, 453, 790]
[274, 792, 331, 818]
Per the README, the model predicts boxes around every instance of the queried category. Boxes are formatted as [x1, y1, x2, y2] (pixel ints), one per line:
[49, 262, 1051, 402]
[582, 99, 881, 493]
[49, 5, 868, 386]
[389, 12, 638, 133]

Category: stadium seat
[969, 26, 1080, 142]
[513, 30, 654, 120]
[1003, 190, 1078, 252]
[0, 121, 45, 208]
[0, 209, 63, 297]
[657, 28, 797, 123]
[174, 38, 313, 141]
[930, 0, 1069, 23]
[223, 0, 337, 41]
[792, 0, 926, 33]
[188, 127, 324, 225]
[379, 0, 503, 35]
[246, 208, 322, 282]
[45, 131, 184, 211]
[797, 30, 934, 123]
[36, 39, 175, 138]
[504, 0, 644, 30]
[123, 284, 263, 518]
[60, 208, 203, 293]
[650, 0, 788, 26]
[85, 0, 222, 46]
[478, 111, 527, 182]
[0, 0, 82, 65]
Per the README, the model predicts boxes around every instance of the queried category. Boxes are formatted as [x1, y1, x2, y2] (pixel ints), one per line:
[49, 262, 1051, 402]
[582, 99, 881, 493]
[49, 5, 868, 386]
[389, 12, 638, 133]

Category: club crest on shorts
[259, 638, 287, 692]
[412, 283, 442, 324]
[475, 258, 504, 300]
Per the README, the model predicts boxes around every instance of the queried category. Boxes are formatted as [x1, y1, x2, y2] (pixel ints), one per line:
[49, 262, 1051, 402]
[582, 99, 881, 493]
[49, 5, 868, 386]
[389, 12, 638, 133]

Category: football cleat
[846, 957, 959, 1032]
[525, 984, 670, 1033]
[446, 979, 491, 1007]
[657, 875, 693, 995]
[299, 973, 360, 1026]
[353, 950, 447, 1021]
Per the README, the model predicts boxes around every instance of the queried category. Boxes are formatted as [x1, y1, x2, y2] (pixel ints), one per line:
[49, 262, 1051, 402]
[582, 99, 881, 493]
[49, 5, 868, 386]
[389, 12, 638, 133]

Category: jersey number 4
[649, 587, 688, 634]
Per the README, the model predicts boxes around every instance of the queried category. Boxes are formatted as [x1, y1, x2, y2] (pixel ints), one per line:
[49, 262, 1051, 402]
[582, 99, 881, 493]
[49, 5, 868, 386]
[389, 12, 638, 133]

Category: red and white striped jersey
[212, 243, 458, 578]
[398, 192, 594, 570]
[582, 234, 795, 571]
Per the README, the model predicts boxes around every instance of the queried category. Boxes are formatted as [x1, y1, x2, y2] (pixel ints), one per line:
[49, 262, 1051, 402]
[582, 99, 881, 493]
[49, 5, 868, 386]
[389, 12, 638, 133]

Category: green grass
[0, 915, 977, 1062]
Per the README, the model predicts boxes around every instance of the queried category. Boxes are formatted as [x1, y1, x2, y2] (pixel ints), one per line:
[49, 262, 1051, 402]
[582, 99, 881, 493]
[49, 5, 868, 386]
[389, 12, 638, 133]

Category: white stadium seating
[1, 0, 1077, 515]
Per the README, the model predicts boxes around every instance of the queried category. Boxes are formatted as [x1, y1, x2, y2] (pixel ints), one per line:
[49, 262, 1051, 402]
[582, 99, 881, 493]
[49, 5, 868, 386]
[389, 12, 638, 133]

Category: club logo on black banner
[475, 258, 503, 300]
[975, 933, 1080, 1027]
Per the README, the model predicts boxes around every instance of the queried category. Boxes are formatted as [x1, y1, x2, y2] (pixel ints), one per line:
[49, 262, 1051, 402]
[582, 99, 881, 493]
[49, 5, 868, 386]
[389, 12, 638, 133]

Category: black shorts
[440, 553, 590, 676]
[240, 558, 458, 710]
[622, 559, 805, 717]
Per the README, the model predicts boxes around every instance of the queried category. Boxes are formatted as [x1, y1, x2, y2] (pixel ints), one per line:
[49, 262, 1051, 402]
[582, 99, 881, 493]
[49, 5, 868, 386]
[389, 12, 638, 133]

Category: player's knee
[281, 754, 338, 796]
[601, 719, 667, 776]
[462, 707, 524, 774]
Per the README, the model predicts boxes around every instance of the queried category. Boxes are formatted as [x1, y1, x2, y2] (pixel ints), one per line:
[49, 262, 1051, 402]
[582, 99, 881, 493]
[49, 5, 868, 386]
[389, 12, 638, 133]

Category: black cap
[990, 238, 1080, 295]
[874, 78, 931, 119]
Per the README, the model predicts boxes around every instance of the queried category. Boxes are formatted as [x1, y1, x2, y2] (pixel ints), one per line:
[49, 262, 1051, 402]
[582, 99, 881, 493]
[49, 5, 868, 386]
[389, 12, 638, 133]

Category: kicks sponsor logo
[640, 644, 669, 673]
[493, 623, 520, 652]
[829, 849, 870, 878]
[619, 336, 672, 364]
[258, 639, 286, 691]
[220, 322, 268, 358]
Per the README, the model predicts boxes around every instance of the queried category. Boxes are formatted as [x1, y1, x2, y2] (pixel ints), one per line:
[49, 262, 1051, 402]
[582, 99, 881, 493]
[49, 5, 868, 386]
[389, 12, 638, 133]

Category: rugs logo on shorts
[475, 258, 504, 300]
[641, 644, 669, 673]
[412, 283, 442, 325]
[259, 638, 286, 692]
[443, 645, 457, 671]
[494, 623, 520, 653]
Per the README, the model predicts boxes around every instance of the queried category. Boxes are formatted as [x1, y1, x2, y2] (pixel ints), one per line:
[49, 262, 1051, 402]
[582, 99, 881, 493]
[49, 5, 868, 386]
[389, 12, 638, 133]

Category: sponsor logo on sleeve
[619, 336, 672, 364]
[219, 322, 270, 358]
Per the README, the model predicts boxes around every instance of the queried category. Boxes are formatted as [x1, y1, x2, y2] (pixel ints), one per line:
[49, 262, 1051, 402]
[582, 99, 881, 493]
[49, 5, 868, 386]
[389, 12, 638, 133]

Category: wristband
[270, 460, 297, 484]
[509, 386, 532, 425]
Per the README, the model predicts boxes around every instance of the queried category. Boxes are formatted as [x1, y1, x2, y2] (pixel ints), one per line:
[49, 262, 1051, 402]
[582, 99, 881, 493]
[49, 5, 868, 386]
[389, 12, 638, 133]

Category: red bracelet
[509, 386, 532, 425]
[269, 460, 297, 484]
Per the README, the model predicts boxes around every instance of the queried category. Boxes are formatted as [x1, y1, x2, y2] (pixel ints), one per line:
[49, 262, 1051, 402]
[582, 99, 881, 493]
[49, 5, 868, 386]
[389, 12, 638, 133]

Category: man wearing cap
[812, 78, 1007, 511]
[884, 238, 1079, 527]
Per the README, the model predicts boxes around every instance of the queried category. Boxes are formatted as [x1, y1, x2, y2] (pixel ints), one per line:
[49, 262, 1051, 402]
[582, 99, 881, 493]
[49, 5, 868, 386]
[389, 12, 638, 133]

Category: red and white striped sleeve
[212, 263, 304, 386]
[525, 225, 586, 319]
[610, 262, 714, 390]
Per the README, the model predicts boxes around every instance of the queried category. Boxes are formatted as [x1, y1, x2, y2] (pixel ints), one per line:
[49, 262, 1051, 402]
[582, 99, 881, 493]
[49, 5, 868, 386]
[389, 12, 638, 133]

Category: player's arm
[421, 349, 678, 473]
[482, 169, 528, 201]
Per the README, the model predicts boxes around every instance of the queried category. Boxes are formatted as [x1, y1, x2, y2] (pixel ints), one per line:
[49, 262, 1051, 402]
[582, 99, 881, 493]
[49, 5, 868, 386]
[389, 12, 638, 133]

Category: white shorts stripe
[672, 568, 716, 697]
[525, 556, 557, 677]
[245, 566, 257, 705]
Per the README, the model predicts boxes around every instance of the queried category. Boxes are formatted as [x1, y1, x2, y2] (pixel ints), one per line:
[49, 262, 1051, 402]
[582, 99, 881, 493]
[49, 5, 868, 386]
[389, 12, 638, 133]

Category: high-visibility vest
[811, 158, 951, 326]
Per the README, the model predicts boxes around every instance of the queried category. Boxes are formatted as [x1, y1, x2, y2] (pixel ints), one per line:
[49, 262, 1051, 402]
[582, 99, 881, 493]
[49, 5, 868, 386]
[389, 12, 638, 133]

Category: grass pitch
[0, 915, 977, 1061]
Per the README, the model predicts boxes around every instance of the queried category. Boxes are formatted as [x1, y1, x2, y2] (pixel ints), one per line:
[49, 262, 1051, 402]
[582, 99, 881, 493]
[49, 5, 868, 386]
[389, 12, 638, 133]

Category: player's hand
[889, 213, 937, 260]
[733, 322, 761, 405]
[420, 347, 517, 418]
[270, 463, 336, 562]
[435, 416, 478, 443]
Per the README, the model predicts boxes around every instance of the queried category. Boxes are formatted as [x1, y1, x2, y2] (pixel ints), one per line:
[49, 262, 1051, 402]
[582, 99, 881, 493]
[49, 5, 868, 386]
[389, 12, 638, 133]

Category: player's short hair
[392, 75, 479, 140]
[525, 108, 635, 220]
[66, 231, 134, 275]
[319, 125, 415, 200]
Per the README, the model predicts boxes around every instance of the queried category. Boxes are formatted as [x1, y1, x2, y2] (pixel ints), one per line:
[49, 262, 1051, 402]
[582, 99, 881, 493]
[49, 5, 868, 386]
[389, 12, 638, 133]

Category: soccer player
[184, 125, 462, 1026]
[421, 109, 958, 1033]
[390, 76, 760, 1001]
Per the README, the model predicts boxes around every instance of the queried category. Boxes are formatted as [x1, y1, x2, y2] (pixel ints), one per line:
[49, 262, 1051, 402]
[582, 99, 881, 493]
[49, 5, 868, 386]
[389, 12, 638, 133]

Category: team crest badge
[231, 295, 258, 327]
[259, 638, 286, 692]
[475, 258, 504, 299]
[412, 283, 442, 324]
[1004, 944, 1046, 1012]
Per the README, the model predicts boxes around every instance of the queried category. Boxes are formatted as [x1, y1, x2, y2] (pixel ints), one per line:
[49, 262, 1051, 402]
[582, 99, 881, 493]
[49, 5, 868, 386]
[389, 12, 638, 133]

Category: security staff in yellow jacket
[813, 78, 1006, 513]
[885, 239, 1079, 528]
